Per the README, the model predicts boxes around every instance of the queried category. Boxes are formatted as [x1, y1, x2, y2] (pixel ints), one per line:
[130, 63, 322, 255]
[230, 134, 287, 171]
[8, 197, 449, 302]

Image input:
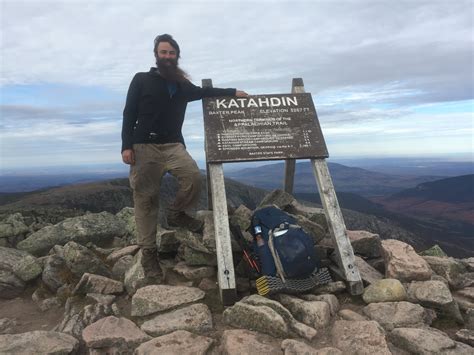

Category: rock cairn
[0, 189, 472, 354]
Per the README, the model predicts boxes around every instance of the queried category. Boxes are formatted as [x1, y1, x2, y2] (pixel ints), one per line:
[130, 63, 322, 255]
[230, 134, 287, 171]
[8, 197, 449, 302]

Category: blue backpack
[250, 206, 320, 280]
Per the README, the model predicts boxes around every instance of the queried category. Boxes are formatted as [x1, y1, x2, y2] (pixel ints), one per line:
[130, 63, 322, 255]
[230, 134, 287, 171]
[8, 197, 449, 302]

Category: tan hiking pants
[129, 143, 201, 249]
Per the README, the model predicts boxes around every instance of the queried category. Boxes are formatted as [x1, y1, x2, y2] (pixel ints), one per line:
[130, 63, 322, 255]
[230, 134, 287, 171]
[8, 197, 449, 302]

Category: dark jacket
[121, 68, 236, 152]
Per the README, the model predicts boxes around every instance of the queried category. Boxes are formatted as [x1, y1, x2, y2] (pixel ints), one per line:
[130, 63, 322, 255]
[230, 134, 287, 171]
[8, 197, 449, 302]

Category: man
[121, 34, 247, 281]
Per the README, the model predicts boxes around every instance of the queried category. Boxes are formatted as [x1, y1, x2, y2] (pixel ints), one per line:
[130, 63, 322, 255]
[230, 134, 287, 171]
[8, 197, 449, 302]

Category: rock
[242, 294, 318, 340]
[56, 295, 117, 338]
[294, 214, 327, 244]
[382, 239, 432, 282]
[156, 228, 180, 253]
[0, 330, 79, 354]
[131, 285, 205, 317]
[135, 330, 214, 355]
[0, 246, 42, 282]
[173, 261, 215, 280]
[0, 269, 25, 299]
[116, 207, 137, 244]
[407, 280, 463, 322]
[285, 202, 328, 231]
[0, 213, 29, 241]
[453, 287, 474, 312]
[276, 294, 331, 328]
[198, 277, 218, 291]
[86, 293, 116, 306]
[331, 320, 391, 354]
[105, 245, 140, 264]
[73, 273, 124, 295]
[281, 339, 317, 355]
[389, 327, 459, 354]
[174, 230, 211, 253]
[199, 210, 216, 253]
[123, 251, 148, 295]
[420, 244, 448, 257]
[354, 256, 383, 285]
[347, 230, 382, 258]
[363, 301, 430, 331]
[82, 316, 151, 353]
[460, 257, 474, 272]
[17, 211, 126, 256]
[229, 204, 253, 232]
[42, 255, 73, 292]
[465, 308, 474, 330]
[219, 329, 280, 354]
[338, 309, 368, 321]
[300, 294, 339, 316]
[141, 303, 213, 336]
[456, 329, 474, 346]
[62, 241, 111, 278]
[423, 256, 468, 289]
[182, 246, 217, 266]
[223, 301, 289, 337]
[311, 281, 346, 295]
[112, 254, 134, 281]
[259, 189, 296, 209]
[0, 318, 16, 334]
[362, 278, 407, 303]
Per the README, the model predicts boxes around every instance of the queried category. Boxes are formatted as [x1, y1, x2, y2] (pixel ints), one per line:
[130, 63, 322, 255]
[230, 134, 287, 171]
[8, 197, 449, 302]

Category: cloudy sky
[1, 0, 473, 172]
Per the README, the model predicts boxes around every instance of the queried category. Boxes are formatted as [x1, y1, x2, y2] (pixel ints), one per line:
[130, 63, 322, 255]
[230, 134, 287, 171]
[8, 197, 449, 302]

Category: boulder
[0, 213, 29, 241]
[299, 294, 339, 316]
[338, 309, 368, 321]
[354, 255, 383, 285]
[141, 303, 213, 336]
[276, 294, 331, 329]
[0, 318, 16, 335]
[362, 278, 407, 303]
[223, 301, 289, 338]
[456, 329, 474, 347]
[105, 245, 140, 264]
[420, 244, 448, 257]
[182, 246, 217, 266]
[389, 327, 462, 354]
[460, 257, 474, 272]
[156, 228, 180, 253]
[423, 256, 468, 289]
[131, 285, 205, 317]
[82, 316, 151, 353]
[453, 287, 474, 312]
[219, 329, 280, 354]
[347, 230, 382, 258]
[331, 320, 391, 354]
[73, 273, 124, 295]
[242, 294, 317, 340]
[229, 204, 253, 232]
[172, 261, 215, 280]
[381, 239, 432, 282]
[135, 330, 214, 355]
[17, 211, 126, 256]
[282, 339, 343, 355]
[42, 255, 73, 292]
[363, 301, 430, 330]
[0, 247, 42, 283]
[258, 189, 296, 209]
[407, 280, 463, 322]
[174, 230, 211, 253]
[112, 254, 134, 281]
[123, 251, 147, 294]
[0, 269, 25, 299]
[0, 331, 78, 354]
[62, 241, 110, 278]
[115, 207, 137, 244]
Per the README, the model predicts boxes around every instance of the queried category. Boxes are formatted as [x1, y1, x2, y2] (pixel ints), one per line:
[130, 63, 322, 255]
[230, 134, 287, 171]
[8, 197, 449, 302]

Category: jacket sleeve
[121, 73, 141, 152]
[184, 80, 236, 102]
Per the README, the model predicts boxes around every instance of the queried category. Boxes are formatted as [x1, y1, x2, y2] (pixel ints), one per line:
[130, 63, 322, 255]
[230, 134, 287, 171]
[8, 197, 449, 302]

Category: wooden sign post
[202, 78, 363, 305]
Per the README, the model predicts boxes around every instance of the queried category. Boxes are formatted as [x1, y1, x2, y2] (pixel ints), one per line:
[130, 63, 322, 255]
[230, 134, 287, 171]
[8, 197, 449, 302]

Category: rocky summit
[0, 189, 472, 354]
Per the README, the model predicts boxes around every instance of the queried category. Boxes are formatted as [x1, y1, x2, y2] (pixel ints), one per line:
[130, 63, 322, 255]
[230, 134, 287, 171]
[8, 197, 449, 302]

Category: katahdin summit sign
[203, 93, 328, 162]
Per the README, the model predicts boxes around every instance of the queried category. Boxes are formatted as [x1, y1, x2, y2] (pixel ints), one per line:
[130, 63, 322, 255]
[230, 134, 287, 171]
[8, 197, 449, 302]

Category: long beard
[156, 57, 189, 83]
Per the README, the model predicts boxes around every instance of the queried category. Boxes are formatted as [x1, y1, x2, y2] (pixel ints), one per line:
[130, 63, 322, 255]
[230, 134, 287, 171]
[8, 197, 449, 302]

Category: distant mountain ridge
[226, 161, 443, 197]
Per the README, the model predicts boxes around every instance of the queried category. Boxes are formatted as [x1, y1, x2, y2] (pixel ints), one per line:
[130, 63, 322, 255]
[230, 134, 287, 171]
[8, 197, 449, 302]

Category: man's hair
[153, 34, 180, 58]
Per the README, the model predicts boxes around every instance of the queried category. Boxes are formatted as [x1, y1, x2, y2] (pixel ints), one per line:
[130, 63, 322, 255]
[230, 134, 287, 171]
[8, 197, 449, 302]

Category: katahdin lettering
[215, 96, 299, 109]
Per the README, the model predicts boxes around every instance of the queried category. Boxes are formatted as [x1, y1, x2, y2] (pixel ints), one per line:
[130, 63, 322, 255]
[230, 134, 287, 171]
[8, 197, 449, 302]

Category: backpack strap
[268, 224, 288, 283]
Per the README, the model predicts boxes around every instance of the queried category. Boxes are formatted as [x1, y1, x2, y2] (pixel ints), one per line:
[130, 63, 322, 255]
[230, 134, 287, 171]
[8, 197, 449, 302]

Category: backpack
[250, 206, 320, 281]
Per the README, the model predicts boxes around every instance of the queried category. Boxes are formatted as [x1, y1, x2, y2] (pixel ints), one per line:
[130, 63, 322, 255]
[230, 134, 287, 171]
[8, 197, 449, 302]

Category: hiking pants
[129, 143, 201, 249]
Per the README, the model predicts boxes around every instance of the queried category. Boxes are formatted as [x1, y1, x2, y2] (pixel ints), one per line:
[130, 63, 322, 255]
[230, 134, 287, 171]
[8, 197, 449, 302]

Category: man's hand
[122, 149, 135, 165]
[236, 90, 248, 97]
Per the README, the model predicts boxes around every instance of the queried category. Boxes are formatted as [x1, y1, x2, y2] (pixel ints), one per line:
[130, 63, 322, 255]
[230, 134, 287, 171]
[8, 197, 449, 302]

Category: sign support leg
[208, 163, 237, 305]
[311, 158, 363, 295]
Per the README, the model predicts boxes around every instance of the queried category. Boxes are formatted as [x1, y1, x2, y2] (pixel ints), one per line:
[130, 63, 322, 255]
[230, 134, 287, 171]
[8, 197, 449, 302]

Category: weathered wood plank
[311, 158, 363, 295]
[283, 78, 306, 193]
[208, 163, 237, 305]
[202, 79, 213, 210]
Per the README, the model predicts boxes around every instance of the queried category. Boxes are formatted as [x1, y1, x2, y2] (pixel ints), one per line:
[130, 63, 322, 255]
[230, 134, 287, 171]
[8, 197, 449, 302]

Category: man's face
[156, 42, 178, 68]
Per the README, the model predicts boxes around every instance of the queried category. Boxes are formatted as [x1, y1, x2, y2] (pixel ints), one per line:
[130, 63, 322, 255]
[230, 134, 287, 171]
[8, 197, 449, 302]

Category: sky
[0, 0, 473, 172]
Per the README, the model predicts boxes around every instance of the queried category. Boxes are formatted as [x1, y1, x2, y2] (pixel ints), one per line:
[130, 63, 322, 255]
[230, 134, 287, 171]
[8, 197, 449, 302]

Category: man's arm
[184, 81, 247, 101]
[121, 74, 141, 164]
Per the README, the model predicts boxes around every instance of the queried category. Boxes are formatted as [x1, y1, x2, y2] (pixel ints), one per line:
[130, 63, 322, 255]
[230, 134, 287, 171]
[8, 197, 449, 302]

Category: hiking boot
[167, 210, 204, 233]
[141, 248, 162, 283]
